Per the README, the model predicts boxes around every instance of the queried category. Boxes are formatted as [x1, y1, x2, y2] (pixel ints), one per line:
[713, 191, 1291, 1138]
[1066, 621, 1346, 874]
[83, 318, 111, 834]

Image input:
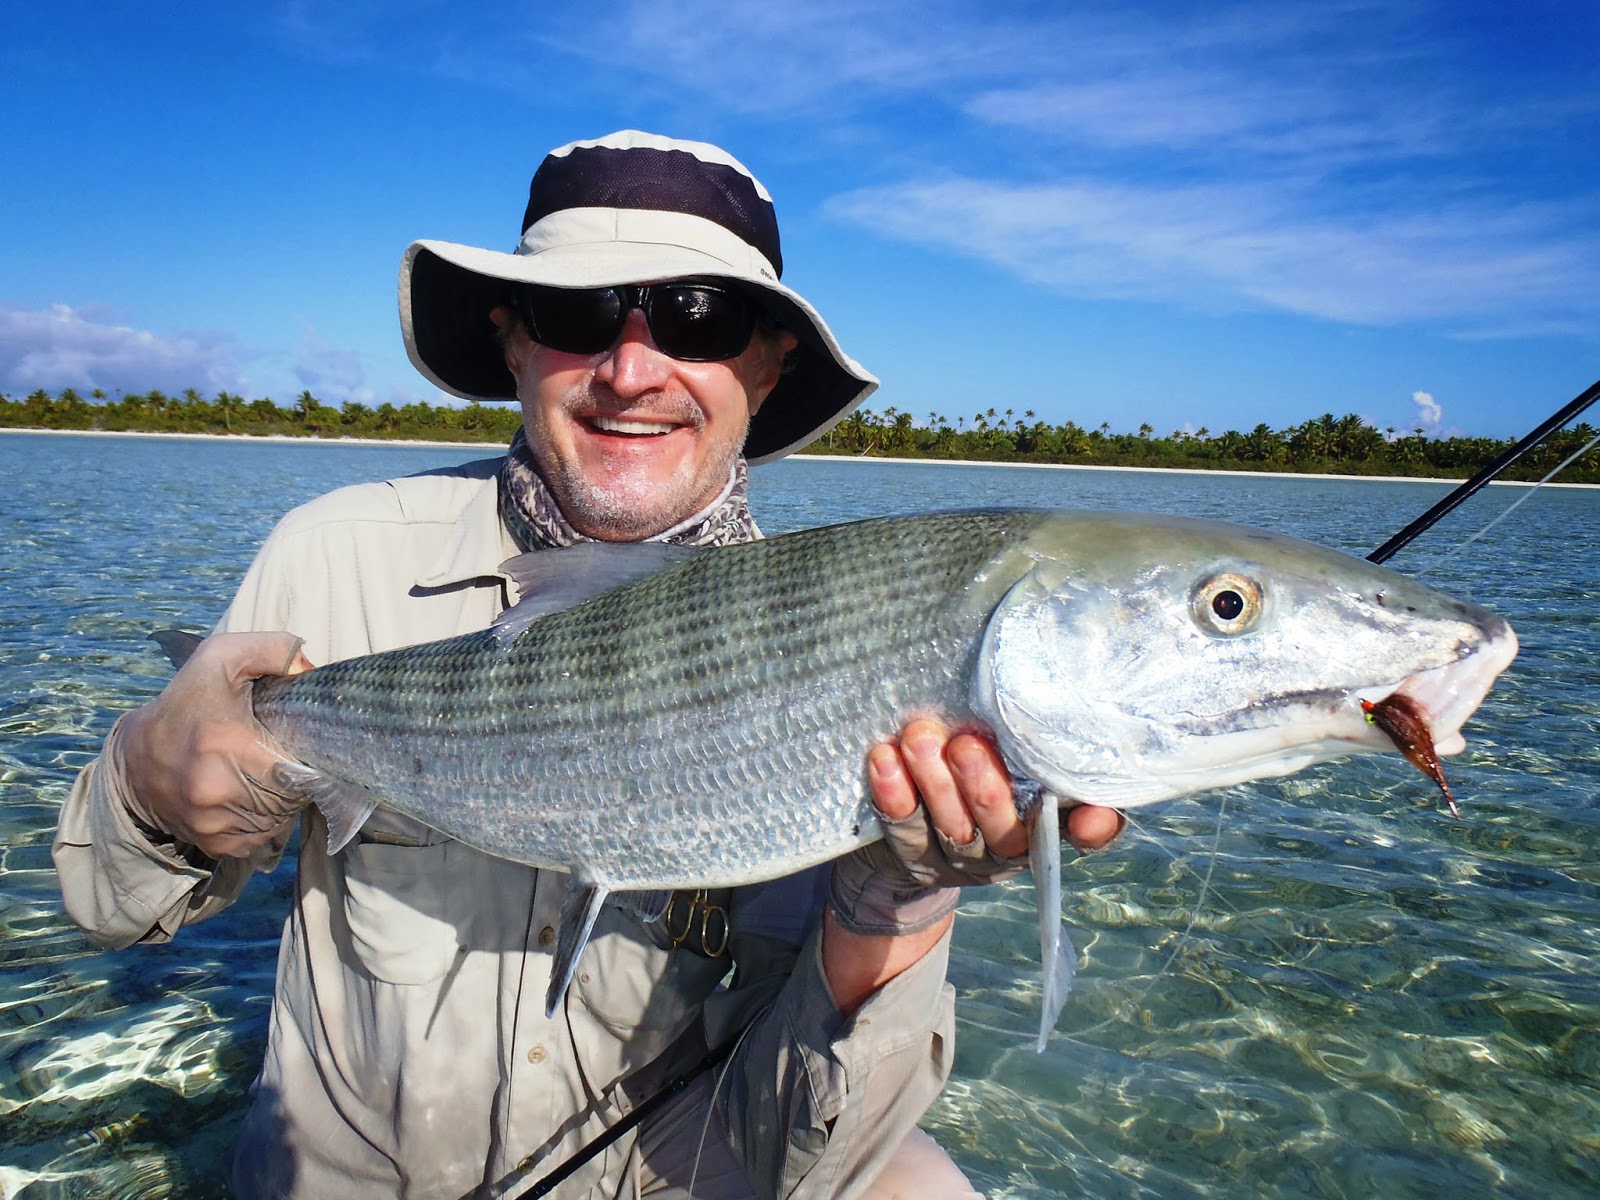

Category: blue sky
[3, 1, 1597, 440]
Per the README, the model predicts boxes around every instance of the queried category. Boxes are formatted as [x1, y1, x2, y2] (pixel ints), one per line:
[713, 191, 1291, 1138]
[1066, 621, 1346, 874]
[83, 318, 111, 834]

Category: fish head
[970, 512, 1518, 808]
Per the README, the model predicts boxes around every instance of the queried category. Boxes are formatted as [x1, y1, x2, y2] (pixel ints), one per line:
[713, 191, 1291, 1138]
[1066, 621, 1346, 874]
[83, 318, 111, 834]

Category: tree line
[3, 387, 1596, 483]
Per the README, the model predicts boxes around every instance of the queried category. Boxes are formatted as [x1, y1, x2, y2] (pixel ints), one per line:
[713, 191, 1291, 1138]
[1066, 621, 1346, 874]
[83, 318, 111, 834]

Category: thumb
[204, 631, 312, 689]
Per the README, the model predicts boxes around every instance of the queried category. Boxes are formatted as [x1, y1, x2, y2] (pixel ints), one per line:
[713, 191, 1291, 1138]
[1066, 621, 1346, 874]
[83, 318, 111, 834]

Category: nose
[593, 308, 673, 397]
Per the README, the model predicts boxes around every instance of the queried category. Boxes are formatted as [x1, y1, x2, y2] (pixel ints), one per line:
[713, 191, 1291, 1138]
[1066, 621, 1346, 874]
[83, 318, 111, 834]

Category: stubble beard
[529, 390, 743, 542]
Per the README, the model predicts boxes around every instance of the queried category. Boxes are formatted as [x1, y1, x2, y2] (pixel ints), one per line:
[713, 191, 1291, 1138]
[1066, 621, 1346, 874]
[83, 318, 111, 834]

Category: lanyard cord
[478, 1041, 733, 1200]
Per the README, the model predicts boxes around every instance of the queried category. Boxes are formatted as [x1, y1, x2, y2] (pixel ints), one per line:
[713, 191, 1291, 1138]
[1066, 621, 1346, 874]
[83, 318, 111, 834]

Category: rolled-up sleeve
[717, 921, 956, 1199]
[52, 716, 275, 948]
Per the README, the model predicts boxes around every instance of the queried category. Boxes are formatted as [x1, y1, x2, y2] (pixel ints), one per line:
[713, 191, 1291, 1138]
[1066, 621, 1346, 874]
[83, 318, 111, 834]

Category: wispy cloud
[962, 74, 1450, 166]
[826, 177, 1599, 333]
[273, 1, 1600, 343]
[524, 0, 1046, 114]
[0, 305, 250, 396]
[536, 1, 1596, 338]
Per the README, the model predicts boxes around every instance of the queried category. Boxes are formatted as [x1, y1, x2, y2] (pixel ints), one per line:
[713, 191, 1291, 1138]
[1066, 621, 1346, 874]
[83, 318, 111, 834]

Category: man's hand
[823, 717, 1125, 1012]
[858, 716, 1127, 886]
[118, 632, 315, 860]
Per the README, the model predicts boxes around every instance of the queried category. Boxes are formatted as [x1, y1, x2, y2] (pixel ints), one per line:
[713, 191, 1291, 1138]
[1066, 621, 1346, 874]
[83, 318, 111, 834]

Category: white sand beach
[4, 425, 1594, 488]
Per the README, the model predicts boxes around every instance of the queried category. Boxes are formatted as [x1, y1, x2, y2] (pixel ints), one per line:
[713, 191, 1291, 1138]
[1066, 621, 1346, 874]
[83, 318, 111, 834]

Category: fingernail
[947, 741, 984, 777]
[869, 746, 902, 783]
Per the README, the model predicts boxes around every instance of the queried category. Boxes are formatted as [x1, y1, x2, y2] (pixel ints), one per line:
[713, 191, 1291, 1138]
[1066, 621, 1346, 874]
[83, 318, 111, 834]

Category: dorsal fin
[493, 543, 703, 643]
[149, 629, 205, 670]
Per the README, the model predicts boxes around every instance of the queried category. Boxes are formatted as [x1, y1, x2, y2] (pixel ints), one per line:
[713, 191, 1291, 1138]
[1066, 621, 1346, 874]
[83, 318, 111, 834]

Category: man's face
[498, 302, 792, 542]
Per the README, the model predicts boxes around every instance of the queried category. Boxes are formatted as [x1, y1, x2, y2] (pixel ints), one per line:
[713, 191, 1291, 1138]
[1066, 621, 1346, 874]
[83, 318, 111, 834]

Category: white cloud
[0, 304, 249, 397]
[514, 0, 1052, 114]
[1412, 390, 1442, 431]
[536, 0, 1599, 339]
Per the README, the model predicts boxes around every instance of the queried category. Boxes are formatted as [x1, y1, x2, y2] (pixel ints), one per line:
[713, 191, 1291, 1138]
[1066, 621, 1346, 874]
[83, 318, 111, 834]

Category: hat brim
[399, 239, 877, 465]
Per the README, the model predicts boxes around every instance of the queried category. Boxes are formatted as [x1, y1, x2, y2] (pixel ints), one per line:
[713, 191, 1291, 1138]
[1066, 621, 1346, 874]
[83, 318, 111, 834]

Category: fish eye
[1192, 572, 1263, 635]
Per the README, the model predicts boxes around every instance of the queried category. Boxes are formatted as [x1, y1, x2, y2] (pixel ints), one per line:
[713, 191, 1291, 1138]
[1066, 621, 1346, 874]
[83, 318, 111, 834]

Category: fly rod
[1368, 376, 1600, 564]
[484, 1041, 731, 1200]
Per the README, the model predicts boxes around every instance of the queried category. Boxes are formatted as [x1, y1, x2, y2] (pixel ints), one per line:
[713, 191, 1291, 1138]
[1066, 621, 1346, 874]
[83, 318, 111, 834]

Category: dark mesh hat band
[523, 144, 782, 277]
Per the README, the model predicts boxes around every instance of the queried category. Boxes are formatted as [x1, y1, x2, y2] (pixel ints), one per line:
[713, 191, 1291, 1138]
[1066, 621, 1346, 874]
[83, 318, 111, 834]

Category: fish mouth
[1351, 618, 1518, 756]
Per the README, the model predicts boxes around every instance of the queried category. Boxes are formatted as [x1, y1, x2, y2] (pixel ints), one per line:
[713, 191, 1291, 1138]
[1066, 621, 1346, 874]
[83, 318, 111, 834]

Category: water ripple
[5, 436, 1600, 1197]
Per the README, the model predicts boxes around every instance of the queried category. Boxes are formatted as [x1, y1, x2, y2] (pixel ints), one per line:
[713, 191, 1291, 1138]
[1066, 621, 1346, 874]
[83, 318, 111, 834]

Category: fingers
[866, 743, 919, 821]
[870, 718, 1026, 860]
[120, 631, 315, 859]
[868, 718, 1129, 862]
[1066, 804, 1126, 853]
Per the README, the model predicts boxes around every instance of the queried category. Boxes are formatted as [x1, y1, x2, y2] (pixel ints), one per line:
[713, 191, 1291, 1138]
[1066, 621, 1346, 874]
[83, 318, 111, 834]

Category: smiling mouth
[584, 414, 681, 437]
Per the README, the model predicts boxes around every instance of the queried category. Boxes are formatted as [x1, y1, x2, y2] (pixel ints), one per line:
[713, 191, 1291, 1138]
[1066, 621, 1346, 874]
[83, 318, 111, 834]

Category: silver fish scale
[253, 510, 1048, 888]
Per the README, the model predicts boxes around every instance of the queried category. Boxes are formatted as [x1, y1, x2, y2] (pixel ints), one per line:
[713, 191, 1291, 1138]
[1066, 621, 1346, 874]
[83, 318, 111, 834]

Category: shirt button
[538, 926, 555, 947]
[527, 1044, 547, 1064]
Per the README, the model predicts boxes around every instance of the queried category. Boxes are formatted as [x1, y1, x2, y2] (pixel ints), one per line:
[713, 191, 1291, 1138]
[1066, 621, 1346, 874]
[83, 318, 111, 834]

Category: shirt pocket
[341, 838, 471, 985]
[566, 903, 731, 1093]
[572, 903, 730, 1035]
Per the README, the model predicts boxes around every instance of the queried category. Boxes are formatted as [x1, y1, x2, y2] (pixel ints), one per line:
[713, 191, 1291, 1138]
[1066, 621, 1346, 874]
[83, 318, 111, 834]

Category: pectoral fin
[1031, 791, 1075, 1052]
[545, 877, 610, 1017]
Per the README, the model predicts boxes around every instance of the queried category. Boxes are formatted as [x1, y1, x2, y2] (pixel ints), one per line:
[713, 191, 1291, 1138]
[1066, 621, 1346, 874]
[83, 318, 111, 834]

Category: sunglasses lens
[517, 284, 759, 361]
[519, 286, 624, 355]
[648, 286, 756, 362]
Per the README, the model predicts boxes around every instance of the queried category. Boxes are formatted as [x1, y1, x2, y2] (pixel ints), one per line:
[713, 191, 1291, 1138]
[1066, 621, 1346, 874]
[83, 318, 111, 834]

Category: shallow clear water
[3, 432, 1597, 1198]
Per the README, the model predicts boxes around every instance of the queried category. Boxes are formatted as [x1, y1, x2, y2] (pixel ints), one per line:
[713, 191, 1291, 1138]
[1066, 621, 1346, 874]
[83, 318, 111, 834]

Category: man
[55, 131, 1123, 1198]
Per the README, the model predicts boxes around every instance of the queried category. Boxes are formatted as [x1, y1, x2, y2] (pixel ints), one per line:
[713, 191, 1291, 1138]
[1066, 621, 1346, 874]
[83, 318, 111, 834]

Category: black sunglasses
[512, 282, 768, 363]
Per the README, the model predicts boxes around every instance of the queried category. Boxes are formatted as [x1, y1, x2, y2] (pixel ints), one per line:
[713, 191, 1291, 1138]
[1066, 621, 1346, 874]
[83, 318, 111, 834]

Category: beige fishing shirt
[54, 456, 959, 1200]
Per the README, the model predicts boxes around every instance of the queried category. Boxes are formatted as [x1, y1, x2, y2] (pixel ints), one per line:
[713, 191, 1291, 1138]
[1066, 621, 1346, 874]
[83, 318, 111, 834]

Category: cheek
[517, 363, 583, 423]
[740, 347, 784, 413]
[682, 364, 759, 425]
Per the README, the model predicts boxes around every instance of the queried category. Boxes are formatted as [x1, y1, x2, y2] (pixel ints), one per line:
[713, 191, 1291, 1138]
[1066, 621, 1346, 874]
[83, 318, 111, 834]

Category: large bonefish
[158, 509, 1517, 1048]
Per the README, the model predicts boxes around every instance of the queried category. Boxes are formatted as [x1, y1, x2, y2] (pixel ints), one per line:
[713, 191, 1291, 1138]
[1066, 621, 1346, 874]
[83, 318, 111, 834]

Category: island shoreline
[4, 425, 1594, 489]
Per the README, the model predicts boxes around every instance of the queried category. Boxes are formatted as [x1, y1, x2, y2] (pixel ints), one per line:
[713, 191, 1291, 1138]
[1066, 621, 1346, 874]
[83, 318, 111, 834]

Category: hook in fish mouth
[1361, 693, 1461, 818]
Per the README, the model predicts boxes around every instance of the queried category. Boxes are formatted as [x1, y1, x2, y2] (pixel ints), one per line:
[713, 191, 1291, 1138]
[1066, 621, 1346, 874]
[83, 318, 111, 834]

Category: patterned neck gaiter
[496, 426, 762, 551]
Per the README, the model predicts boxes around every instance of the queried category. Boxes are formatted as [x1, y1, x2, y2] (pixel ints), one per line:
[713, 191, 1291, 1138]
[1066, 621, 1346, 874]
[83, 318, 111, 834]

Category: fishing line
[685, 1020, 757, 1197]
[1063, 792, 1228, 1041]
[952, 793, 1235, 1048]
[1118, 807, 1321, 971]
[1406, 425, 1600, 583]
[1367, 375, 1600, 564]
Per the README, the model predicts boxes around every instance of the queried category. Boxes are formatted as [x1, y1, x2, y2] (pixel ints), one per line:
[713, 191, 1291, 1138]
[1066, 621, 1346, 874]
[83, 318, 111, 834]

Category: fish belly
[253, 511, 1045, 888]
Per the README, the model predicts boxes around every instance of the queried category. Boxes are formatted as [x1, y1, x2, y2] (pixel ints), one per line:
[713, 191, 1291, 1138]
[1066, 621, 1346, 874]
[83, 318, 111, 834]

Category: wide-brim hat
[399, 130, 878, 465]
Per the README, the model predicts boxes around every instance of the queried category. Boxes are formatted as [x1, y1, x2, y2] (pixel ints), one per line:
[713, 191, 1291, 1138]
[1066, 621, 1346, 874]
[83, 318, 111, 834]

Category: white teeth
[590, 415, 673, 435]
